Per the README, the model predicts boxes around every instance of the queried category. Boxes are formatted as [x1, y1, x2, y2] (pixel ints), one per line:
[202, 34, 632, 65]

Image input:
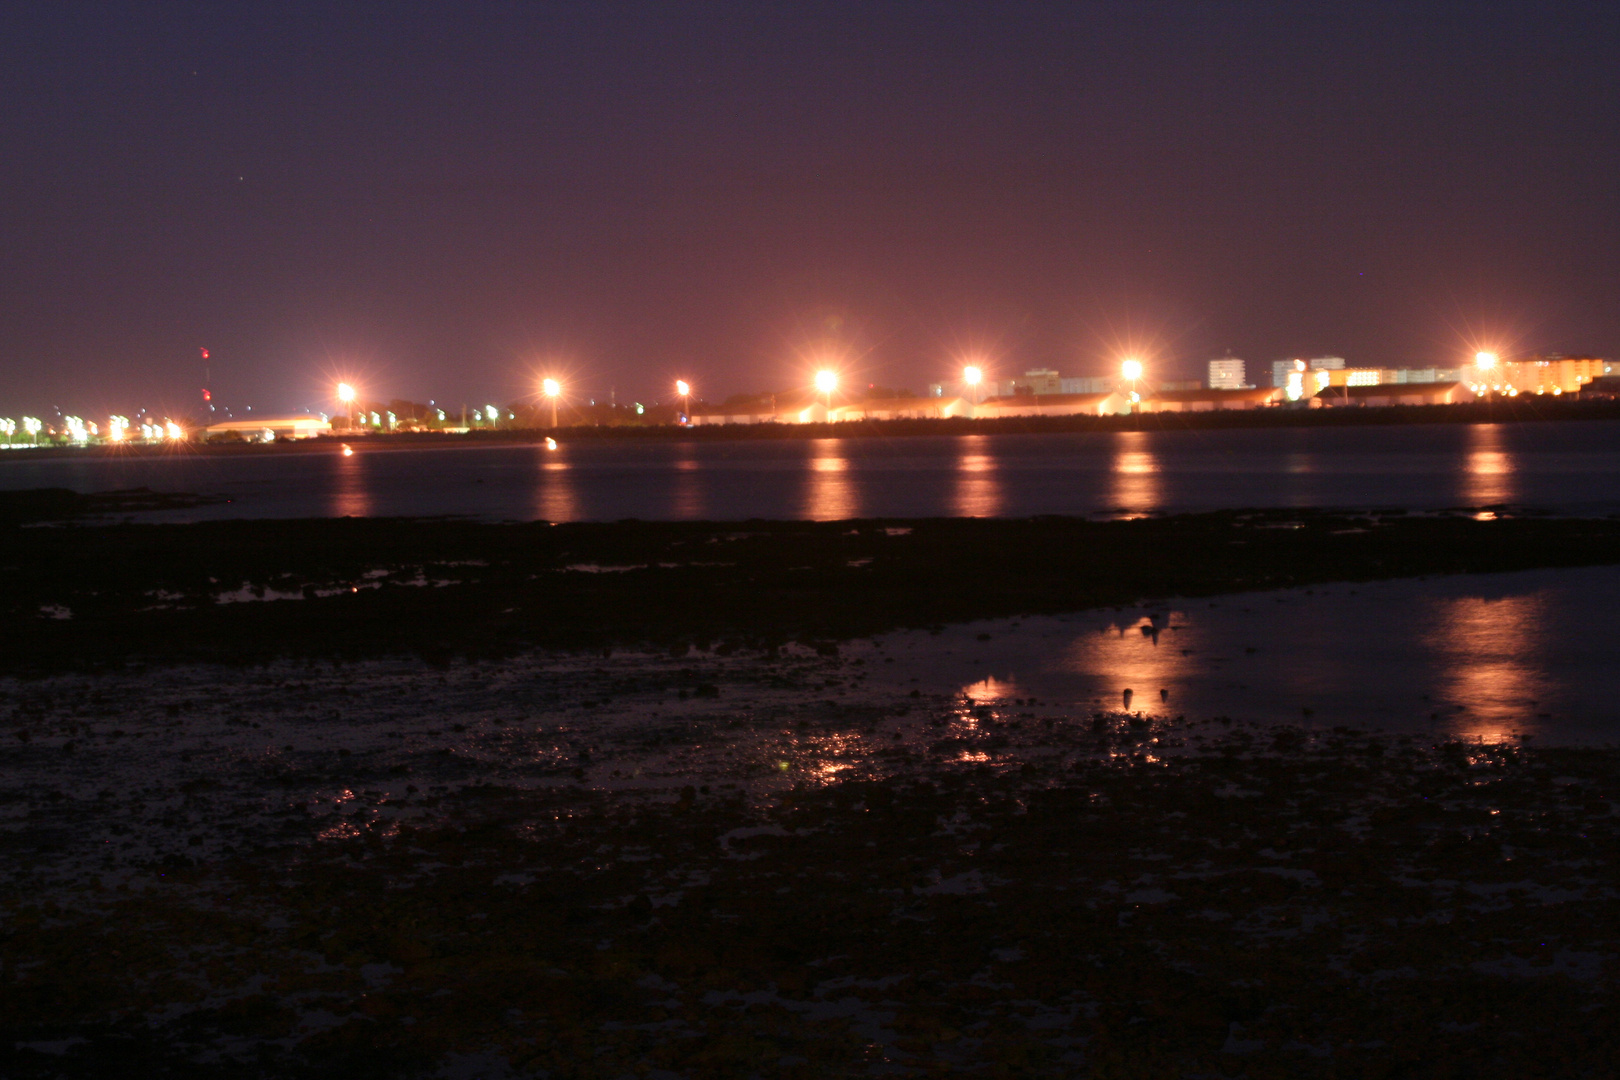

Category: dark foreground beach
[3, 496, 1619, 1077]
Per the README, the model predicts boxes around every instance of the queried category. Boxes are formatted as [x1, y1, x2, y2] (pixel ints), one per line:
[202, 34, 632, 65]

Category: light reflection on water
[14, 420, 1620, 522]
[1424, 592, 1551, 742]
[330, 449, 371, 517]
[870, 565, 1620, 745]
[534, 448, 580, 522]
[963, 675, 1018, 703]
[1063, 616, 1195, 706]
[1108, 430, 1160, 514]
[671, 457, 704, 518]
[954, 434, 1002, 517]
[1463, 423, 1516, 505]
[805, 440, 859, 520]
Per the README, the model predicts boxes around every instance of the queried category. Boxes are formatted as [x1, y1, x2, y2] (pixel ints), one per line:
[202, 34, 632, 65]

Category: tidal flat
[2, 502, 1619, 1076]
[6, 500, 1620, 676]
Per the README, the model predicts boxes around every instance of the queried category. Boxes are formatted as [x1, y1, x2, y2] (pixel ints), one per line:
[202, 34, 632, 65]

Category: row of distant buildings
[686, 353, 1616, 426]
[13, 351, 1611, 447]
[1254, 354, 1613, 399]
[959, 353, 1615, 401]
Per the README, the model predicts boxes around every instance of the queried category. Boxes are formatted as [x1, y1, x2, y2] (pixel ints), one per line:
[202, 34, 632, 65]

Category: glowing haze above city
[1, 3, 1617, 420]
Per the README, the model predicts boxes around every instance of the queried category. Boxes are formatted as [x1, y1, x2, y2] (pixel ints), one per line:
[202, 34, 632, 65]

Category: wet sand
[7, 506, 1620, 677]
[4, 619, 1620, 1075]
[4, 506, 1620, 1075]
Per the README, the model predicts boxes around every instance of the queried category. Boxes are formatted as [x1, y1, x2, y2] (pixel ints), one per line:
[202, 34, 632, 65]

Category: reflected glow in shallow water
[1463, 423, 1517, 506]
[868, 565, 1620, 744]
[1424, 592, 1552, 742]
[805, 440, 859, 519]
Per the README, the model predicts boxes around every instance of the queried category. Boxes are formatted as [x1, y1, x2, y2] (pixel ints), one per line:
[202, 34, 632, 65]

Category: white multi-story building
[1060, 376, 1116, 394]
[1208, 358, 1247, 389]
[1272, 356, 1347, 387]
[984, 368, 1067, 397]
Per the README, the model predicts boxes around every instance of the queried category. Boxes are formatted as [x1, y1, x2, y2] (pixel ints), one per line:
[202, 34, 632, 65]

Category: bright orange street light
[814, 369, 838, 416]
[675, 380, 691, 424]
[963, 364, 984, 404]
[337, 382, 357, 429]
[542, 378, 561, 428]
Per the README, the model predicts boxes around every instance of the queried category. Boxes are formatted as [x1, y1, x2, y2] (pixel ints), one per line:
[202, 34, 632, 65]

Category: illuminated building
[1313, 382, 1478, 407]
[828, 396, 971, 421]
[688, 392, 828, 426]
[1136, 387, 1285, 412]
[202, 415, 332, 442]
[971, 390, 1130, 418]
[1207, 357, 1247, 389]
[1016, 367, 1063, 395]
[1314, 367, 1466, 389]
[982, 368, 1113, 396]
[1061, 376, 1118, 394]
[1507, 355, 1610, 395]
[1578, 375, 1620, 399]
[1272, 356, 1345, 388]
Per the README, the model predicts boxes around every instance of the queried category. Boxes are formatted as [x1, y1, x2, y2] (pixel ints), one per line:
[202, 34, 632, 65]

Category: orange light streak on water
[331, 446, 371, 517]
[953, 434, 1003, 517]
[1108, 430, 1161, 516]
[1462, 423, 1517, 506]
[1060, 614, 1197, 714]
[671, 456, 705, 518]
[535, 445, 580, 521]
[1425, 591, 1552, 742]
[963, 675, 1018, 703]
[805, 439, 859, 520]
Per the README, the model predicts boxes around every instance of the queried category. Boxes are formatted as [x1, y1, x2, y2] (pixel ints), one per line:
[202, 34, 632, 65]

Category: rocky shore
[2, 499, 1618, 1076]
[1, 642, 1616, 1077]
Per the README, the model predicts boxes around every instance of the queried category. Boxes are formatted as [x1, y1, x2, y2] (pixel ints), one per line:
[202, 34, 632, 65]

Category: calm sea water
[2, 420, 1619, 521]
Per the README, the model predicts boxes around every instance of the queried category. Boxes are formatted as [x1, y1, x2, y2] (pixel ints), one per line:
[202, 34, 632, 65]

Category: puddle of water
[865, 565, 1620, 744]
[6, 564, 1616, 897]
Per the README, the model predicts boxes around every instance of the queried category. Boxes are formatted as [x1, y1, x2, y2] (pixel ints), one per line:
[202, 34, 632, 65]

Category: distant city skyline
[2, 3, 1617, 415]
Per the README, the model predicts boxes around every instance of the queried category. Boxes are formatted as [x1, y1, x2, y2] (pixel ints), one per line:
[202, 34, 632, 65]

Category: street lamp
[542, 378, 561, 428]
[814, 369, 838, 418]
[337, 382, 356, 430]
[675, 379, 691, 424]
[963, 365, 983, 404]
[1121, 358, 1144, 411]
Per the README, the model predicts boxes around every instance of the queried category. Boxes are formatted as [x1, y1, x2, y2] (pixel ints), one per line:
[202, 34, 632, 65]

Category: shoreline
[3, 646, 1615, 1076]
[4, 395, 1620, 461]
[4, 505, 1620, 676]
[4, 507, 1618, 1075]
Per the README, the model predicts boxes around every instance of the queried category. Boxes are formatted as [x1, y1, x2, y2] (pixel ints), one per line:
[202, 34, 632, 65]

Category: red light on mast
[202, 389, 211, 401]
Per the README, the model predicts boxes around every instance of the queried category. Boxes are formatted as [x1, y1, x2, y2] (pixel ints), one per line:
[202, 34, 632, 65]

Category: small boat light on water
[341, 444, 353, 457]
[544, 437, 558, 450]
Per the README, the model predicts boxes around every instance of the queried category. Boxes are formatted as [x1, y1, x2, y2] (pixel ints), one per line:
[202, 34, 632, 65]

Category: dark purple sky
[2, 2, 1617, 416]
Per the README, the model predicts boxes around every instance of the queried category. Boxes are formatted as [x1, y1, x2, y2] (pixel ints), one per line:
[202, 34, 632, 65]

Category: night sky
[2, 2, 1617, 417]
